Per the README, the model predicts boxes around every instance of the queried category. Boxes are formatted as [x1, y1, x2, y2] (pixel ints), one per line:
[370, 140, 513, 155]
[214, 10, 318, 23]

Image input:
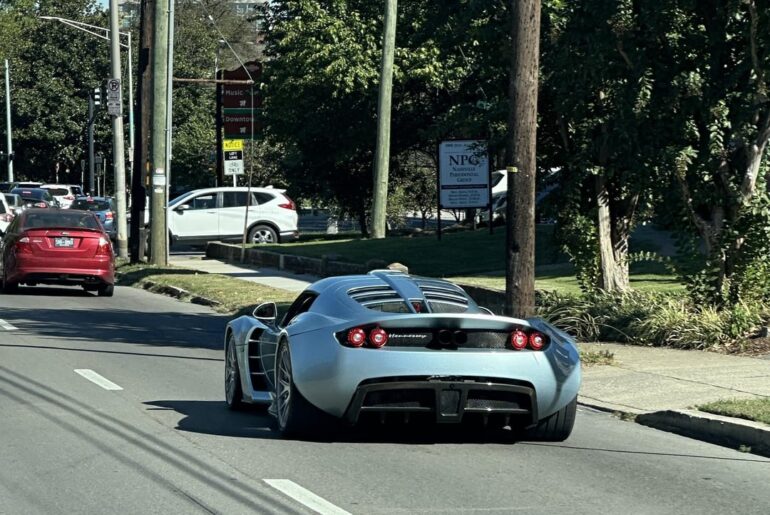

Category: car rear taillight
[369, 327, 388, 348]
[105, 212, 114, 220]
[35, 202, 47, 208]
[16, 236, 33, 254]
[96, 236, 112, 256]
[510, 330, 528, 350]
[278, 194, 296, 210]
[510, 329, 548, 350]
[64, 195, 74, 200]
[529, 331, 545, 350]
[347, 327, 366, 347]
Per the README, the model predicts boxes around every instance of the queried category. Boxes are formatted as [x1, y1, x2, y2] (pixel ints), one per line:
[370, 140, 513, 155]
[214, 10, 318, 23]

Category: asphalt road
[1, 285, 769, 515]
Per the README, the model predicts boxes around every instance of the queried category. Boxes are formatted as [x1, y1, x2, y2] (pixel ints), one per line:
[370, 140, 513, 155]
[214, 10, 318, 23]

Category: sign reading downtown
[438, 140, 490, 209]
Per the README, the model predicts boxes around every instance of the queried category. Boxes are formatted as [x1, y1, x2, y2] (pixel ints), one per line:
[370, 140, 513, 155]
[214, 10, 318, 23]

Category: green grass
[698, 398, 770, 426]
[254, 225, 566, 277]
[579, 348, 616, 366]
[116, 263, 296, 315]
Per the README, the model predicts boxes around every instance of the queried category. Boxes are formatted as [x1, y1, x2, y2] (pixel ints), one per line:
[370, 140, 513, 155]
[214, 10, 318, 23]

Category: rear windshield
[45, 188, 69, 196]
[71, 199, 111, 211]
[23, 212, 101, 231]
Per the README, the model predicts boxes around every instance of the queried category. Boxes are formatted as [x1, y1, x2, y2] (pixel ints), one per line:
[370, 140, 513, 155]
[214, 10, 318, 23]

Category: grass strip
[116, 263, 296, 315]
[698, 398, 770, 426]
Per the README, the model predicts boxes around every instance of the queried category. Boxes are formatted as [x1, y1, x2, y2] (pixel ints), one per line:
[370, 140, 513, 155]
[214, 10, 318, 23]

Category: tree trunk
[595, 175, 628, 291]
[504, 0, 541, 318]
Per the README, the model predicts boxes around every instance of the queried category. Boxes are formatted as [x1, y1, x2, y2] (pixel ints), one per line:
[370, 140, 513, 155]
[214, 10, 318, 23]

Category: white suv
[167, 187, 299, 244]
[41, 184, 84, 209]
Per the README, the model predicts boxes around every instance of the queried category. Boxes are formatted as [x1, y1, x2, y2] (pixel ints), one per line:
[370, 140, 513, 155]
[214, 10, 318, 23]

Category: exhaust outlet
[438, 330, 453, 345]
[453, 330, 467, 345]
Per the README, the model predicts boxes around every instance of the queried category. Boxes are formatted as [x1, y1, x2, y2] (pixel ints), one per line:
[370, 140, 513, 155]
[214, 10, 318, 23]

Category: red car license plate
[54, 237, 74, 247]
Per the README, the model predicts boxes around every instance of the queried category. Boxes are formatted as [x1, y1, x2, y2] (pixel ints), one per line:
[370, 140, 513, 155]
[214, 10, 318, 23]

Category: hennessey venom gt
[224, 270, 581, 440]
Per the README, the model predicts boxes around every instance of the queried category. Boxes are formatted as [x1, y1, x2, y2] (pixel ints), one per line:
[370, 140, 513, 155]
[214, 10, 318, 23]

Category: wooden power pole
[505, 0, 541, 318]
[371, 0, 397, 239]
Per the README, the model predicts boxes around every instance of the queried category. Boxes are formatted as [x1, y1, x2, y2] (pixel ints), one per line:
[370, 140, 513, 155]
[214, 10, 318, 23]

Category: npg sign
[438, 140, 490, 209]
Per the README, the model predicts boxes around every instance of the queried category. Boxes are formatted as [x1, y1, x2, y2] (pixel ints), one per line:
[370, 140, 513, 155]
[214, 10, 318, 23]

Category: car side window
[281, 292, 318, 327]
[254, 192, 273, 205]
[222, 192, 247, 208]
[189, 194, 216, 210]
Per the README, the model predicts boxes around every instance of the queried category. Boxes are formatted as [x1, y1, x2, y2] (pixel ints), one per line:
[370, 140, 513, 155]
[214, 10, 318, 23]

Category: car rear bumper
[10, 258, 114, 286]
[279, 230, 299, 242]
[343, 376, 538, 426]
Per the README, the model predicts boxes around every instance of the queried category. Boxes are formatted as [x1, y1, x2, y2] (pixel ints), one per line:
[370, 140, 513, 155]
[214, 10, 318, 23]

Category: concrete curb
[579, 397, 770, 458]
[140, 280, 221, 308]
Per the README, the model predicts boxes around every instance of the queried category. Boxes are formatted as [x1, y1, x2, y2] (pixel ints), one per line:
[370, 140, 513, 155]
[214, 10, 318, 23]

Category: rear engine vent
[416, 279, 470, 312]
[348, 285, 402, 306]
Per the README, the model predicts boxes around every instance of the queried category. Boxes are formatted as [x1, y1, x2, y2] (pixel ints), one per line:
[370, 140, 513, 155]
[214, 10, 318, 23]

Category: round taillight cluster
[509, 330, 547, 351]
[346, 327, 389, 349]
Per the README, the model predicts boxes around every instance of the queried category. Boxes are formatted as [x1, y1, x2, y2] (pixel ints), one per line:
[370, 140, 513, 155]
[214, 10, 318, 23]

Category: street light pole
[108, 0, 129, 259]
[4, 59, 13, 182]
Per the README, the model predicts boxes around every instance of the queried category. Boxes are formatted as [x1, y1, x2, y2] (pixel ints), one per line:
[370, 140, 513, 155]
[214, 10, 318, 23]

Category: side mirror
[253, 302, 277, 321]
[175, 204, 191, 212]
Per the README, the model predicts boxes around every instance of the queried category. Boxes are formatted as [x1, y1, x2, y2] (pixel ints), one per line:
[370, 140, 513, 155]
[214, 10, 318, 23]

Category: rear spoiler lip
[365, 313, 534, 331]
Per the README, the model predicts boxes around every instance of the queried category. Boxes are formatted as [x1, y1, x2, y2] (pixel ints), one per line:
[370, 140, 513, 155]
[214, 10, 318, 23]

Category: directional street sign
[223, 149, 244, 176]
[221, 61, 262, 140]
[106, 78, 122, 116]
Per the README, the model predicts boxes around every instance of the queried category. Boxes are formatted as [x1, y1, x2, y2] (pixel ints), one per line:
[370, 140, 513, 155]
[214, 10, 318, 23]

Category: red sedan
[0, 209, 115, 296]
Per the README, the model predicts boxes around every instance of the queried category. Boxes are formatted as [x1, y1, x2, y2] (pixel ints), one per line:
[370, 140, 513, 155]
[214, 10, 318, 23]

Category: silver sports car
[224, 270, 581, 440]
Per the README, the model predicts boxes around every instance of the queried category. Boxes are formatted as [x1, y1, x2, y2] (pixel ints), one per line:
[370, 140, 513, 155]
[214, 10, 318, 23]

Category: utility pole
[4, 59, 13, 182]
[109, 0, 129, 259]
[149, 0, 169, 265]
[88, 90, 99, 194]
[371, 0, 397, 239]
[164, 0, 175, 265]
[130, 0, 154, 262]
[504, 0, 541, 318]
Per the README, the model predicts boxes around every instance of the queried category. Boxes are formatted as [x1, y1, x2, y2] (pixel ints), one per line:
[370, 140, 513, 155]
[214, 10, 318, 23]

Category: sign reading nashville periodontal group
[438, 140, 490, 209]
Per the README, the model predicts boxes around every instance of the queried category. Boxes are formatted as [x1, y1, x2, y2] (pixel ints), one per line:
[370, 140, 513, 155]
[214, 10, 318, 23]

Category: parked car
[2, 193, 24, 216]
[0, 208, 115, 296]
[10, 187, 57, 208]
[0, 193, 13, 235]
[69, 196, 117, 240]
[223, 270, 581, 440]
[41, 184, 84, 209]
[166, 186, 299, 245]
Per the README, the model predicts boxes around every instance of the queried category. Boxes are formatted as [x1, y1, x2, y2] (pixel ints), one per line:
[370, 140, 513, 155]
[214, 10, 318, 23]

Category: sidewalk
[168, 254, 770, 456]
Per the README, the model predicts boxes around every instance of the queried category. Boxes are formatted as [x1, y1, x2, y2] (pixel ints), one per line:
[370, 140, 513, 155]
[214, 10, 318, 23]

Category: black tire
[275, 339, 330, 438]
[248, 224, 278, 245]
[225, 335, 245, 410]
[97, 284, 114, 297]
[524, 395, 577, 442]
[2, 269, 18, 293]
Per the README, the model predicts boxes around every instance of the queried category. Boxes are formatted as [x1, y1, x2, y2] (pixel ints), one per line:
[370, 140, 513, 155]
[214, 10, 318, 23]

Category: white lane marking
[74, 369, 124, 391]
[264, 479, 352, 515]
[0, 319, 18, 331]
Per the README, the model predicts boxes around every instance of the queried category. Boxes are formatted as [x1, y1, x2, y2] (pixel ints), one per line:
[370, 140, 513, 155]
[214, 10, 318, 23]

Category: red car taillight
[105, 212, 114, 220]
[510, 329, 548, 351]
[344, 326, 388, 348]
[278, 193, 296, 210]
[369, 327, 388, 348]
[347, 327, 366, 347]
[16, 236, 33, 254]
[510, 330, 528, 350]
[96, 236, 113, 256]
[35, 202, 47, 208]
[64, 195, 75, 200]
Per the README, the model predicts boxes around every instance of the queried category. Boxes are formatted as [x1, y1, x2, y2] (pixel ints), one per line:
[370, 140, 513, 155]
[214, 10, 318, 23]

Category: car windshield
[22, 211, 101, 230]
[71, 199, 111, 211]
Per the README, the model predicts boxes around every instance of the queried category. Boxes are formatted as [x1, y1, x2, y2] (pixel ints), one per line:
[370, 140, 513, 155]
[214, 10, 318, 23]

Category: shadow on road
[145, 400, 278, 439]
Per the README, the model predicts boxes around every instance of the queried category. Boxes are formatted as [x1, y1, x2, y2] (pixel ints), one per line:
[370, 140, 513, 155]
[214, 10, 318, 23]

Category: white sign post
[438, 140, 490, 209]
[106, 78, 121, 116]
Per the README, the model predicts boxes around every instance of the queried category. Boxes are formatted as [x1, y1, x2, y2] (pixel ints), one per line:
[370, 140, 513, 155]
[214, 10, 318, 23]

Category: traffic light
[93, 87, 102, 107]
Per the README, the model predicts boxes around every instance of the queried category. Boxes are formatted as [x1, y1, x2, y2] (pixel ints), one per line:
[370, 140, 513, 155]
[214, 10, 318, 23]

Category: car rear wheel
[1, 269, 18, 293]
[248, 225, 277, 245]
[524, 395, 577, 442]
[225, 335, 245, 410]
[97, 284, 114, 297]
[275, 339, 329, 438]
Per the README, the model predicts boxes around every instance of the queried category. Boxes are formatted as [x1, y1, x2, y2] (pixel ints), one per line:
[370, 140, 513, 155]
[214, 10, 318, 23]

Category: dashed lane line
[74, 369, 124, 391]
[264, 479, 352, 515]
[0, 319, 18, 331]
